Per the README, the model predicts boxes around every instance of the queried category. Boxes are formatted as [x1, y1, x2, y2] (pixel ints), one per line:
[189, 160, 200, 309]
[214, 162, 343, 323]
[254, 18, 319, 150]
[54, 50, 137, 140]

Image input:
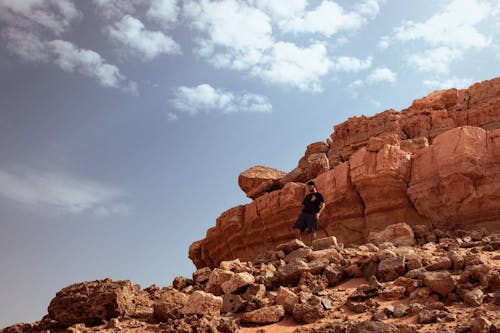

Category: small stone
[464, 288, 485, 307]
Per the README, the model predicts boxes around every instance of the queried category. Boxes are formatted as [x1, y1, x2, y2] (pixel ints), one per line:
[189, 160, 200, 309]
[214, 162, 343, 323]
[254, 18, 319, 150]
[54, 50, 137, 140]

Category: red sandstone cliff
[189, 77, 500, 269]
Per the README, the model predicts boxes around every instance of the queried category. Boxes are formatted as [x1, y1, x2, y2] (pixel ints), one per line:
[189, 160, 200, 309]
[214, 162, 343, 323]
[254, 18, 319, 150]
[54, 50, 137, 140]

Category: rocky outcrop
[3, 227, 500, 333]
[190, 77, 500, 269]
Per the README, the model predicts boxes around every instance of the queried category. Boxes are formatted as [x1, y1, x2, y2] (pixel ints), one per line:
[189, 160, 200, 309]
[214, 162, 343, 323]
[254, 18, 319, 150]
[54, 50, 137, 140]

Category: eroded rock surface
[191, 77, 500, 269]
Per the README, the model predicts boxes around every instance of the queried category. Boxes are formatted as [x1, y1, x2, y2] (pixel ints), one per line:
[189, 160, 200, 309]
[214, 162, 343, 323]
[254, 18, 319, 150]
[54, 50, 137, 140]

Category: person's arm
[316, 202, 326, 220]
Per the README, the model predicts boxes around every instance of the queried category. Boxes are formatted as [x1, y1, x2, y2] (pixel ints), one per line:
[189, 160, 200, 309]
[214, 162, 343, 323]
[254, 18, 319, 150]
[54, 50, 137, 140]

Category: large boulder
[47, 279, 152, 327]
[238, 165, 287, 199]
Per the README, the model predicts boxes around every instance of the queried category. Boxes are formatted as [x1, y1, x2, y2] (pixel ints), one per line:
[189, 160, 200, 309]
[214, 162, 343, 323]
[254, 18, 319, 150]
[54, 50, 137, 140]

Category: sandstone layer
[190, 77, 500, 269]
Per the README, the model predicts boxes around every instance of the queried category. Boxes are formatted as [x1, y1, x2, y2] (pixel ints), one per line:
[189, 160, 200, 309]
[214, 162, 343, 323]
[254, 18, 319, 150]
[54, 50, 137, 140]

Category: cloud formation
[0, 168, 130, 216]
[407, 47, 462, 74]
[3, 28, 135, 91]
[184, 0, 348, 92]
[334, 56, 372, 72]
[170, 84, 272, 115]
[367, 67, 397, 83]
[423, 77, 473, 89]
[106, 15, 181, 60]
[91, 0, 141, 20]
[0, 0, 135, 91]
[280, 0, 379, 37]
[384, 0, 495, 74]
[0, 0, 81, 35]
[147, 0, 179, 26]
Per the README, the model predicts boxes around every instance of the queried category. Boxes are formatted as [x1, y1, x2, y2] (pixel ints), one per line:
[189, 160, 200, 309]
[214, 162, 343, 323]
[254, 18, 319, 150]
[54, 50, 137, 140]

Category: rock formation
[190, 77, 500, 269]
[3, 226, 499, 333]
[3, 77, 500, 333]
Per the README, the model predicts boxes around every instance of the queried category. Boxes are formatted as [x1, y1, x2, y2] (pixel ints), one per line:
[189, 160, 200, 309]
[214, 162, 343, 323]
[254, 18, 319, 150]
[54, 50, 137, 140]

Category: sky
[0, 0, 499, 327]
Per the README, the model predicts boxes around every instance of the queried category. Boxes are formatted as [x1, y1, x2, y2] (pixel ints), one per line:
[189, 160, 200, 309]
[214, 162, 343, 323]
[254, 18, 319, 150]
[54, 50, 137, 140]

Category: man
[292, 181, 325, 242]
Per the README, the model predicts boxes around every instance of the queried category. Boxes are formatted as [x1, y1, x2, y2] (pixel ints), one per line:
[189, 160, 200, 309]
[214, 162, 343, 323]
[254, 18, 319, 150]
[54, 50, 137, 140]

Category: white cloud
[171, 84, 272, 115]
[147, 0, 179, 26]
[367, 67, 397, 83]
[185, 0, 273, 70]
[253, 42, 333, 92]
[253, 0, 306, 20]
[0, 168, 130, 216]
[394, 0, 492, 49]
[334, 56, 372, 72]
[0, 0, 80, 35]
[3, 28, 135, 91]
[91, 0, 141, 20]
[106, 15, 181, 60]
[281, 1, 364, 37]
[423, 77, 473, 89]
[184, 0, 334, 91]
[407, 47, 463, 74]
[378, 36, 390, 49]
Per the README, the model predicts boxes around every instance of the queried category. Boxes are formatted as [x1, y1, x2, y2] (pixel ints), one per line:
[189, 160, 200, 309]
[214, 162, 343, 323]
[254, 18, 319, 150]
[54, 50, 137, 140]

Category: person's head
[306, 181, 317, 193]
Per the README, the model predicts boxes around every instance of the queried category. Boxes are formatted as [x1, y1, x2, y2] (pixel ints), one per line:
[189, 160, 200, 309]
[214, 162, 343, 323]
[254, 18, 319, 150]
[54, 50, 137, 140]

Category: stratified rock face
[190, 77, 500, 269]
[408, 126, 500, 230]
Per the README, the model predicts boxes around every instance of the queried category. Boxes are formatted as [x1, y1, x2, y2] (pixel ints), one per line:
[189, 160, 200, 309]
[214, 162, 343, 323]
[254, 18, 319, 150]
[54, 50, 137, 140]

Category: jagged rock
[298, 272, 328, 294]
[275, 287, 299, 314]
[422, 271, 456, 298]
[47, 279, 152, 327]
[277, 239, 308, 254]
[323, 264, 346, 287]
[285, 247, 313, 263]
[153, 289, 188, 321]
[172, 276, 192, 290]
[393, 303, 410, 318]
[312, 236, 340, 251]
[180, 291, 222, 316]
[192, 267, 212, 284]
[238, 165, 286, 199]
[426, 257, 452, 271]
[377, 256, 407, 282]
[221, 272, 255, 294]
[292, 296, 326, 324]
[367, 223, 416, 246]
[379, 286, 406, 300]
[205, 268, 235, 296]
[239, 305, 285, 325]
[307, 248, 344, 264]
[350, 320, 399, 333]
[222, 294, 245, 314]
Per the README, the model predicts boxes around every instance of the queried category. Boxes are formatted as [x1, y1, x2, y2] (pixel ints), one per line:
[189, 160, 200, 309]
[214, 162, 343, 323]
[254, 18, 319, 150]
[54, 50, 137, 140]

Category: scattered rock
[239, 305, 285, 325]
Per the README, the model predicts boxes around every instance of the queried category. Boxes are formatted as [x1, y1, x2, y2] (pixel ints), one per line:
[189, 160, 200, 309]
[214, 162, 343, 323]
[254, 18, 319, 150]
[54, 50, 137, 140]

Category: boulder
[275, 287, 299, 314]
[47, 279, 152, 327]
[367, 223, 416, 246]
[422, 271, 456, 298]
[180, 291, 223, 316]
[221, 272, 255, 294]
[153, 289, 188, 321]
[238, 165, 286, 199]
[239, 305, 285, 325]
[377, 256, 407, 282]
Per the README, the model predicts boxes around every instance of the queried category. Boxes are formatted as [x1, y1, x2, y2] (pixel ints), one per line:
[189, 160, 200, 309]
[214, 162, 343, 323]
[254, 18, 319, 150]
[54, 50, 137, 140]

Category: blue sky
[0, 0, 499, 327]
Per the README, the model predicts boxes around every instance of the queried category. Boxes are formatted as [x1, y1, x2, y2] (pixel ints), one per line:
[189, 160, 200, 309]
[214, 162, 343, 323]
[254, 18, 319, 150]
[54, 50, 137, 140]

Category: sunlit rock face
[190, 77, 500, 269]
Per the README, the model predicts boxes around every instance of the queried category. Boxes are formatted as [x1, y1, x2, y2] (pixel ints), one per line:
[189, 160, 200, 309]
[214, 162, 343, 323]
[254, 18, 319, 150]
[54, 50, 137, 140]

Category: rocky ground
[2, 223, 499, 333]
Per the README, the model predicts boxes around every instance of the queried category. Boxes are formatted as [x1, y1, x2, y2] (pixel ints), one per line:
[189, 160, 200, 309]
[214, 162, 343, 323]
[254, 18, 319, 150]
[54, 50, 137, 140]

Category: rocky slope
[2, 225, 499, 333]
[190, 77, 500, 269]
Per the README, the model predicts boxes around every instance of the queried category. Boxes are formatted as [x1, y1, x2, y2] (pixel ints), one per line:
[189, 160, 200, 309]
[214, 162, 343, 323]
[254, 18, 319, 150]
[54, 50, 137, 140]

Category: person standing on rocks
[292, 181, 325, 242]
